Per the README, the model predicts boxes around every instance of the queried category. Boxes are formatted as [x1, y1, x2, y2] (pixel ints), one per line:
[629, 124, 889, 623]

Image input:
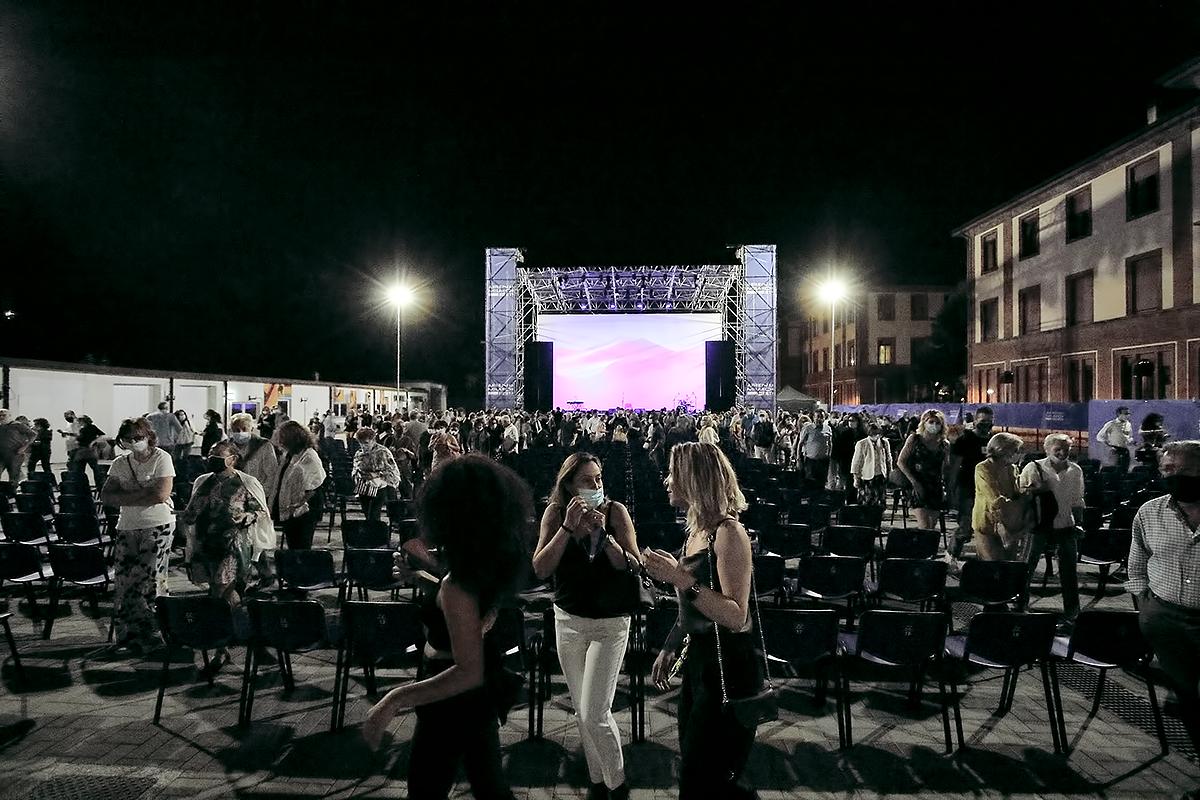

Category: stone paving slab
[1, 510, 1197, 799]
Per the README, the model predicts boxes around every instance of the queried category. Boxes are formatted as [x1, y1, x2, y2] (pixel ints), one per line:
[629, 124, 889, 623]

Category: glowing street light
[816, 277, 849, 410]
[386, 284, 417, 410]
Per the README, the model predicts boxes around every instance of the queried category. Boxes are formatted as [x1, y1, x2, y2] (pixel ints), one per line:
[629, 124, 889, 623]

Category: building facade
[783, 286, 953, 405]
[955, 63, 1200, 403]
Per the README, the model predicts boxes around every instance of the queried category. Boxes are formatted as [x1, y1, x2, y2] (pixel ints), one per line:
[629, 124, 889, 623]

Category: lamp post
[817, 278, 848, 411]
[386, 284, 415, 412]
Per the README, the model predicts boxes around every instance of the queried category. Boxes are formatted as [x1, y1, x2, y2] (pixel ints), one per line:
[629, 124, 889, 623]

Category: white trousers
[554, 605, 631, 788]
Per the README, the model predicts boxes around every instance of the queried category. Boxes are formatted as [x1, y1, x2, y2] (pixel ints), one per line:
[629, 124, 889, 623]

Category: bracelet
[561, 524, 576, 535]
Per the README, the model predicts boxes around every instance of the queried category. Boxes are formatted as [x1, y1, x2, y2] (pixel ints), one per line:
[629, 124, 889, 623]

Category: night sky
[3, 2, 1199, 404]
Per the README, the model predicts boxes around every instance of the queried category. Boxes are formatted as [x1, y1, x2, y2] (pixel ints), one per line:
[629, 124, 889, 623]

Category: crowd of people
[0, 397, 1197, 799]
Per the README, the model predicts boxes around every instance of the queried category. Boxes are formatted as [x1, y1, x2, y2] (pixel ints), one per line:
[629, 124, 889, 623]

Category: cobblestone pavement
[0, 511, 1197, 800]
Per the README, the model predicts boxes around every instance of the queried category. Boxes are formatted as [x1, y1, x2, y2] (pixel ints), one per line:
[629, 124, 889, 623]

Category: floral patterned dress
[183, 471, 261, 605]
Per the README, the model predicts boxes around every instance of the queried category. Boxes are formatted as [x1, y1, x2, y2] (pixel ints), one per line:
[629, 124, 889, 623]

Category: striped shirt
[1126, 495, 1200, 609]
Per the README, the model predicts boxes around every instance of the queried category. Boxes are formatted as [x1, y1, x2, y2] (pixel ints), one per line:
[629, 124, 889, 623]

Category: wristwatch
[684, 581, 702, 598]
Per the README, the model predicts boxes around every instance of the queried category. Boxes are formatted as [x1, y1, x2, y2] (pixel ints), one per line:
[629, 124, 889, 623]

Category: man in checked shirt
[1127, 440, 1200, 752]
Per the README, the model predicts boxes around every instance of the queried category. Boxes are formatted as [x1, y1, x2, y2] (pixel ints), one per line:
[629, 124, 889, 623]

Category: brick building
[783, 285, 954, 405]
[954, 60, 1200, 403]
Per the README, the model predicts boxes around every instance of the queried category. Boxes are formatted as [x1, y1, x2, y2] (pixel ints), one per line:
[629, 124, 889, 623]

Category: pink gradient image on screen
[536, 313, 722, 409]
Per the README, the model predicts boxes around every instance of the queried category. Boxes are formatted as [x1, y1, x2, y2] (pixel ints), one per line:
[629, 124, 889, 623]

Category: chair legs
[1091, 667, 1107, 717]
[239, 645, 258, 727]
[1144, 675, 1170, 755]
[1039, 661, 1063, 754]
[153, 646, 172, 723]
[2, 614, 25, 683]
[42, 579, 61, 639]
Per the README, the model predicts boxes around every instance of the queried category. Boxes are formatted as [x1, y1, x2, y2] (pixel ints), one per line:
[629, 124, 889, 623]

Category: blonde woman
[697, 415, 720, 446]
[972, 432, 1028, 560]
[897, 409, 950, 529]
[643, 442, 761, 799]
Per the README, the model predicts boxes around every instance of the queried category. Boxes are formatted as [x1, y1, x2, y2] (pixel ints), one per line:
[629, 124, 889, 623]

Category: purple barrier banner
[833, 402, 1088, 430]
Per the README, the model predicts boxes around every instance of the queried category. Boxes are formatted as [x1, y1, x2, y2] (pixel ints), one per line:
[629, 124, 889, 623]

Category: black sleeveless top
[552, 505, 632, 619]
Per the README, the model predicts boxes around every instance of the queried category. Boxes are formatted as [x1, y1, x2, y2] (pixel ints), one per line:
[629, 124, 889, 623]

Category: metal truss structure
[483, 246, 777, 410]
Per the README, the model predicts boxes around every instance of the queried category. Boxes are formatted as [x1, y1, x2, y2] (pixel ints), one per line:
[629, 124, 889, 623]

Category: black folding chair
[838, 610, 957, 752]
[57, 494, 98, 517]
[15, 493, 54, 518]
[240, 599, 339, 726]
[627, 601, 681, 743]
[795, 555, 866, 627]
[154, 595, 241, 723]
[0, 611, 24, 683]
[882, 528, 941, 560]
[276, 549, 345, 600]
[0, 541, 51, 620]
[838, 504, 884, 531]
[52, 513, 105, 547]
[344, 548, 409, 601]
[333, 600, 425, 731]
[44, 544, 112, 640]
[758, 523, 812, 562]
[944, 611, 1063, 753]
[953, 559, 1029, 631]
[341, 519, 391, 550]
[1, 511, 53, 545]
[1051, 609, 1168, 754]
[486, 605, 538, 737]
[1077, 528, 1132, 601]
[759, 607, 845, 747]
[870, 558, 948, 615]
[753, 553, 787, 604]
[823, 525, 878, 580]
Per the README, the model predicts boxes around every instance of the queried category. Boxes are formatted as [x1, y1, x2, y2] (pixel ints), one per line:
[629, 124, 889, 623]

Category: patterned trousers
[113, 523, 174, 648]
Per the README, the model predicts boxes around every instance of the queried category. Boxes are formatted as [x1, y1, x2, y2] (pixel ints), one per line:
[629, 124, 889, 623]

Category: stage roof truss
[518, 265, 739, 313]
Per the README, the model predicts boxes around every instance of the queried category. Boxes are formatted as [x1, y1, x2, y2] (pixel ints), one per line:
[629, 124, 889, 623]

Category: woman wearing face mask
[180, 440, 270, 676]
[850, 423, 893, 506]
[1019, 434, 1085, 626]
[269, 421, 327, 551]
[532, 453, 640, 800]
[227, 413, 279, 588]
[201, 409, 225, 457]
[971, 432, 1028, 561]
[173, 410, 196, 460]
[100, 418, 177, 654]
[897, 409, 950, 530]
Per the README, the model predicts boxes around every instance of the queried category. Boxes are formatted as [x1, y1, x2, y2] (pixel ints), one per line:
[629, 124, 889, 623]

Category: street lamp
[817, 278, 848, 411]
[386, 284, 416, 411]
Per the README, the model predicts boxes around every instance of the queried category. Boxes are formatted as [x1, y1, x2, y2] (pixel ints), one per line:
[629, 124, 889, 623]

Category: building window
[1015, 362, 1046, 402]
[877, 338, 895, 365]
[834, 344, 841, 368]
[877, 294, 896, 321]
[1126, 250, 1162, 314]
[1066, 270, 1094, 326]
[975, 367, 1000, 403]
[822, 348, 829, 372]
[1064, 355, 1095, 403]
[810, 352, 817, 373]
[1018, 285, 1041, 335]
[1127, 154, 1160, 219]
[1065, 186, 1092, 242]
[787, 327, 803, 357]
[1119, 348, 1173, 399]
[979, 298, 999, 342]
[1018, 211, 1040, 259]
[847, 340, 856, 367]
[910, 294, 929, 321]
[980, 231, 998, 274]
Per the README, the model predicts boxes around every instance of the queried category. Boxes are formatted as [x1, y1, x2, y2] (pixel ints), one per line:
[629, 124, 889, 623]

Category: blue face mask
[580, 489, 605, 510]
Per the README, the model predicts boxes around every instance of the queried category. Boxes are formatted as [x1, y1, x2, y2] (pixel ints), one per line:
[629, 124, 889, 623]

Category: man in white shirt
[147, 402, 185, 463]
[1019, 433, 1086, 627]
[1096, 406, 1134, 472]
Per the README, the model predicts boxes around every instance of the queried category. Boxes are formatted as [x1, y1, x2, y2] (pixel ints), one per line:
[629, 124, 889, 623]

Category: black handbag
[707, 540, 778, 728]
[1030, 461, 1060, 533]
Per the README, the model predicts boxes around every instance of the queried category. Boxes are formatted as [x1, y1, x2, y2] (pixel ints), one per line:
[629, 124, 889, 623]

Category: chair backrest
[248, 599, 328, 651]
[743, 502, 781, 535]
[276, 549, 337, 589]
[341, 519, 391, 549]
[344, 548, 400, 589]
[753, 554, 786, 596]
[958, 559, 1029, 605]
[15, 494, 54, 516]
[0, 494, 9, 514]
[1077, 506, 1104, 534]
[759, 524, 812, 560]
[57, 494, 96, 516]
[798, 555, 867, 599]
[1079, 527, 1132, 564]
[803, 503, 834, 528]
[883, 528, 941, 560]
[823, 525, 876, 559]
[47, 544, 109, 583]
[60, 471, 90, 489]
[385, 499, 410, 527]
[838, 504, 884, 529]
[0, 541, 45, 579]
[758, 607, 838, 667]
[1109, 505, 1137, 529]
[964, 612, 1056, 667]
[26, 472, 56, 487]
[1, 511, 50, 543]
[156, 595, 237, 649]
[1065, 610, 1151, 667]
[341, 600, 424, 658]
[52, 513, 102, 544]
[819, 489, 847, 509]
[0, 481, 16, 500]
[854, 610, 946, 666]
[877, 558, 948, 603]
[19, 481, 52, 497]
[396, 518, 422, 545]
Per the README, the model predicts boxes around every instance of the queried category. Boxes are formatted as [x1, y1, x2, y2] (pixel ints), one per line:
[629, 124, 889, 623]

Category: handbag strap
[705, 525, 774, 709]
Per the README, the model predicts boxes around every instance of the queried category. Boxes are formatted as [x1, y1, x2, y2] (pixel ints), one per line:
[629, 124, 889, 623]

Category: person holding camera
[532, 452, 639, 800]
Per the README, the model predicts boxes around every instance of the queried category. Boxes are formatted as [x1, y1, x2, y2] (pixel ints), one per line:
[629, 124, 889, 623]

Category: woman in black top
[532, 453, 639, 800]
[363, 455, 531, 800]
[28, 418, 53, 476]
[201, 410, 225, 457]
[643, 442, 761, 800]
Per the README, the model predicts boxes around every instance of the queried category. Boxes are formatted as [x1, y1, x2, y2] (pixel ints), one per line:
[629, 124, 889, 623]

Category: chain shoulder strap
[706, 527, 774, 708]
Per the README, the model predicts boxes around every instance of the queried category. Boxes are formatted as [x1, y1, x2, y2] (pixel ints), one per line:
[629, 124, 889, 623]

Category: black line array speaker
[705, 340, 736, 412]
[523, 341, 554, 411]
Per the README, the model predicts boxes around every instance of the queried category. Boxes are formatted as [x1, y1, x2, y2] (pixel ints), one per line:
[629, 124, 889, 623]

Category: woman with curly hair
[362, 454, 532, 800]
